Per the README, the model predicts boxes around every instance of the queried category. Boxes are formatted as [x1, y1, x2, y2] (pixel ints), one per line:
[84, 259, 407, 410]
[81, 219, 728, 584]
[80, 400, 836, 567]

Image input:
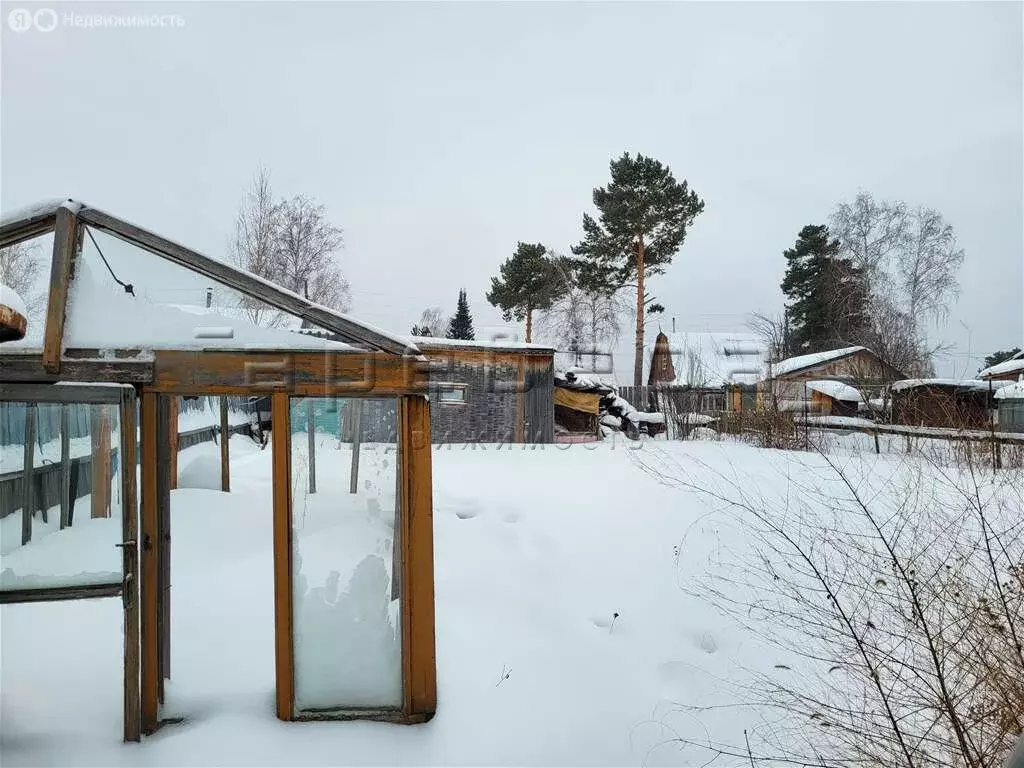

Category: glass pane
[0, 401, 123, 590]
[290, 396, 402, 712]
[63, 227, 346, 350]
[0, 232, 54, 352]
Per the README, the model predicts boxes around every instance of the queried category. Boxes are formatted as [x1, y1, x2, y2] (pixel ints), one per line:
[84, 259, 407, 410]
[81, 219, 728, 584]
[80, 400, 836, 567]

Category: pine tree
[573, 152, 704, 386]
[446, 289, 475, 340]
[780, 224, 868, 354]
[486, 242, 564, 343]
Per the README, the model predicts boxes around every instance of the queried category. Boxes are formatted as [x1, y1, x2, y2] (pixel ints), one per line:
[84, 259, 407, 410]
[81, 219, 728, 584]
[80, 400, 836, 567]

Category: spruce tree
[446, 289, 475, 340]
[486, 242, 564, 343]
[780, 224, 868, 354]
[572, 152, 704, 386]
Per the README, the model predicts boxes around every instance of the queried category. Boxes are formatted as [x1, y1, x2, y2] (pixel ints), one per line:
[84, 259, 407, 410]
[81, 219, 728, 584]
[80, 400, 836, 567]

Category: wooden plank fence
[0, 421, 252, 521]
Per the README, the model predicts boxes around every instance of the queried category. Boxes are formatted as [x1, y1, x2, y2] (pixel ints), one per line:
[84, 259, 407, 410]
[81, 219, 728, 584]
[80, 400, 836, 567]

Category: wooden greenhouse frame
[0, 200, 437, 740]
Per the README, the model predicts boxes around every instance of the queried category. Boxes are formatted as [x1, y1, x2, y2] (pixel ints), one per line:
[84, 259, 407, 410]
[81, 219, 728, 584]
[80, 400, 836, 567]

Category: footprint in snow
[454, 503, 482, 520]
[694, 632, 718, 654]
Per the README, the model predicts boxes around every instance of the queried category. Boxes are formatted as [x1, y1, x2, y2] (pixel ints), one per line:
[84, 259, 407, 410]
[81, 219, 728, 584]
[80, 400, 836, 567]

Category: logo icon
[7, 8, 33, 32]
[34, 8, 57, 32]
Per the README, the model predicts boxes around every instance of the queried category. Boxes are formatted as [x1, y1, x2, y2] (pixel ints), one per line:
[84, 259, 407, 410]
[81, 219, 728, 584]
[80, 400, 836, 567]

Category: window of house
[437, 384, 467, 404]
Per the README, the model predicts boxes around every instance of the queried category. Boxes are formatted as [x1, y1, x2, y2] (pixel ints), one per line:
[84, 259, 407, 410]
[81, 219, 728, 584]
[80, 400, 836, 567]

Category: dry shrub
[635, 443, 1024, 767]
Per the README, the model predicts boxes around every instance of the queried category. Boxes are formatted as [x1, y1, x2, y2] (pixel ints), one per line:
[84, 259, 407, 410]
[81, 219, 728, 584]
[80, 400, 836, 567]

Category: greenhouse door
[139, 391, 175, 735]
[0, 383, 141, 742]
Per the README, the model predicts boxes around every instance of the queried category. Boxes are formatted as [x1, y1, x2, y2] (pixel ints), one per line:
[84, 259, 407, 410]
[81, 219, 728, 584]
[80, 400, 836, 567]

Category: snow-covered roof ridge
[890, 378, 1008, 393]
[979, 350, 1024, 379]
[402, 335, 555, 352]
[767, 346, 866, 378]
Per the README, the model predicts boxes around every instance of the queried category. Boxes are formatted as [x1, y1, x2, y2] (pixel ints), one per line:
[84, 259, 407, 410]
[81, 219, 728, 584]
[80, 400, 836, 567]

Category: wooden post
[349, 400, 362, 494]
[399, 395, 436, 719]
[220, 396, 230, 493]
[306, 399, 316, 494]
[119, 388, 141, 742]
[140, 392, 160, 734]
[873, 430, 881, 455]
[60, 404, 71, 529]
[169, 397, 179, 490]
[21, 402, 36, 545]
[271, 392, 294, 721]
[91, 405, 112, 519]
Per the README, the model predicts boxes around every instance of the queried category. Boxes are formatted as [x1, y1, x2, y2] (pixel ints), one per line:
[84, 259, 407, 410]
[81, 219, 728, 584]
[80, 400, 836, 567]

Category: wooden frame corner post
[400, 395, 437, 719]
[120, 387, 141, 742]
[271, 392, 294, 720]
[139, 391, 160, 734]
[42, 205, 80, 373]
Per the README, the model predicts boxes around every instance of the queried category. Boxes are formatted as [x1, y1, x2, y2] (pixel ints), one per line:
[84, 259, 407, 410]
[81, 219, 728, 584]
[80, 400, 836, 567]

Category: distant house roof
[890, 378, 1003, 394]
[649, 331, 766, 387]
[766, 346, 867, 379]
[979, 351, 1024, 379]
[805, 380, 863, 402]
[402, 335, 555, 353]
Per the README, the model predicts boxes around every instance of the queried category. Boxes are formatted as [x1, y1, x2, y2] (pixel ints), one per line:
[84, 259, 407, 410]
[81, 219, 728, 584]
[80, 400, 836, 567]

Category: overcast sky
[2, 0, 1021, 376]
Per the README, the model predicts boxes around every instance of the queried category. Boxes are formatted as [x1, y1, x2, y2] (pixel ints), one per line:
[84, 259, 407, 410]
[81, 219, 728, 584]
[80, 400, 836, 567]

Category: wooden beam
[271, 392, 294, 721]
[0, 382, 134, 404]
[149, 350, 427, 397]
[400, 395, 436, 718]
[306, 399, 316, 494]
[42, 205, 81, 374]
[0, 200, 59, 249]
[21, 402, 36, 545]
[219, 396, 230, 493]
[140, 391, 160, 734]
[91, 406, 111, 519]
[0, 355, 153, 384]
[349, 400, 362, 495]
[120, 387, 141, 742]
[60, 405, 70, 529]
[0, 583, 121, 604]
[76, 205, 415, 356]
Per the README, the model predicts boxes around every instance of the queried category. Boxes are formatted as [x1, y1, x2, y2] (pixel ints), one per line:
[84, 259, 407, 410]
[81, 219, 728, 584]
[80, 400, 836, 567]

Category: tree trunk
[525, 306, 533, 344]
[634, 236, 646, 387]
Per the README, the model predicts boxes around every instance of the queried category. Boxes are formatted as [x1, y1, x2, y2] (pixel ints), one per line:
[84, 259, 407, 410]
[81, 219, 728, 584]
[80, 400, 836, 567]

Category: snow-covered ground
[3, 434, 1004, 765]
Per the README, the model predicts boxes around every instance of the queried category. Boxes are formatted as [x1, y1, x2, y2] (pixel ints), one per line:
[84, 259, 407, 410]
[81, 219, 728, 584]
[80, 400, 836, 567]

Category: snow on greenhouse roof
[0, 198, 417, 356]
[0, 198, 64, 230]
[767, 346, 866, 378]
[64, 259, 355, 352]
[805, 380, 864, 402]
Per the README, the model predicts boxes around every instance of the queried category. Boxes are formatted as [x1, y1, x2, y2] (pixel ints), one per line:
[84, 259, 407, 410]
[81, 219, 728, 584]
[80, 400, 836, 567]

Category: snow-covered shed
[979, 350, 1024, 382]
[889, 379, 1000, 430]
[0, 199, 437, 740]
[758, 346, 904, 411]
[298, 331, 556, 444]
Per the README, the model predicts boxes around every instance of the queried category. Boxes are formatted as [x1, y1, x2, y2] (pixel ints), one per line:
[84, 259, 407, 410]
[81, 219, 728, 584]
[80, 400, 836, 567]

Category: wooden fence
[0, 421, 253, 521]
